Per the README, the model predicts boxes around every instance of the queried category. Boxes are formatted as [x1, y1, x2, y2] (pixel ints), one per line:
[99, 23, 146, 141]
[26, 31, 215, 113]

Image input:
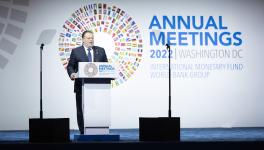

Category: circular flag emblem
[84, 63, 98, 77]
[58, 3, 143, 87]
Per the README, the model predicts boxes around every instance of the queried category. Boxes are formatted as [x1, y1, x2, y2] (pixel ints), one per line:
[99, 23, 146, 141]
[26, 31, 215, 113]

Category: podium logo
[84, 63, 98, 77]
[59, 3, 143, 87]
[99, 64, 114, 72]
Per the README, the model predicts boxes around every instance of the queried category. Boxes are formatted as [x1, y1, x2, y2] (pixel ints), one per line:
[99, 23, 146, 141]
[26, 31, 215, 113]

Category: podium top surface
[77, 62, 117, 79]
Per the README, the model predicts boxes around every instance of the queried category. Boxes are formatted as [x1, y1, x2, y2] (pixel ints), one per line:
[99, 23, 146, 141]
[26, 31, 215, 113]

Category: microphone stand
[139, 43, 180, 141]
[40, 43, 44, 119]
[166, 43, 171, 118]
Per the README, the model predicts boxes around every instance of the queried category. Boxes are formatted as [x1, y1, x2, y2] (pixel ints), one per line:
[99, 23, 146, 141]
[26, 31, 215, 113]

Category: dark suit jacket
[67, 45, 108, 93]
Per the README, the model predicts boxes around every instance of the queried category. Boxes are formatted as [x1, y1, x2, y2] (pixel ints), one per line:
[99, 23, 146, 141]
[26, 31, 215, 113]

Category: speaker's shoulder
[93, 46, 105, 51]
[72, 46, 83, 51]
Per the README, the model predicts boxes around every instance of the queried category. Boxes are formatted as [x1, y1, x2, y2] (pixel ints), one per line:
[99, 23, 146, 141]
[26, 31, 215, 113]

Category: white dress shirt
[83, 45, 94, 62]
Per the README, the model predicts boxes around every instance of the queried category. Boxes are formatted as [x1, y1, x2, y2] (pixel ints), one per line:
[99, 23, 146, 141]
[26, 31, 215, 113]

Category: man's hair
[82, 30, 93, 38]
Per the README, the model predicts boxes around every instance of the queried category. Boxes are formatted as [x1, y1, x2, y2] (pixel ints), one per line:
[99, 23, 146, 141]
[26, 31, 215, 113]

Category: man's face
[82, 32, 94, 48]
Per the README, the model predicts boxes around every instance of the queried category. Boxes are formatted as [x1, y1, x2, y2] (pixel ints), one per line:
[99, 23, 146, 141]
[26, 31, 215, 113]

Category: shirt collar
[83, 45, 93, 51]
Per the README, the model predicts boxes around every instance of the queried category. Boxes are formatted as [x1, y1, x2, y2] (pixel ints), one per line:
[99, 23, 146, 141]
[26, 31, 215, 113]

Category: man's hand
[70, 73, 77, 80]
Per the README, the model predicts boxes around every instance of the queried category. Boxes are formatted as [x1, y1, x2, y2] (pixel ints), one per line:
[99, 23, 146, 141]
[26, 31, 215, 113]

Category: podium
[74, 62, 119, 141]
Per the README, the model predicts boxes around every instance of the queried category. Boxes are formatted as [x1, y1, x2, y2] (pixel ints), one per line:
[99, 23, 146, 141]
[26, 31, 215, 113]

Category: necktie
[87, 48, 92, 62]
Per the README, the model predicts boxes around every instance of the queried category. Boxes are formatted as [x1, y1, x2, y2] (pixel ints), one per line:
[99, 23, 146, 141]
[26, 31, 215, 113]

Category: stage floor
[1, 127, 264, 142]
[1, 128, 264, 150]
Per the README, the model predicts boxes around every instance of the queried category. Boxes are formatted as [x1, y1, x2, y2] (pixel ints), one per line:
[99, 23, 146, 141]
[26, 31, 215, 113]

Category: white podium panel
[82, 83, 111, 134]
[78, 62, 116, 135]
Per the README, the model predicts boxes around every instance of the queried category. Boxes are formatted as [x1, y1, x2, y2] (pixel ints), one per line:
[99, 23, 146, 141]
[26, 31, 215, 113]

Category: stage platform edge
[74, 134, 120, 142]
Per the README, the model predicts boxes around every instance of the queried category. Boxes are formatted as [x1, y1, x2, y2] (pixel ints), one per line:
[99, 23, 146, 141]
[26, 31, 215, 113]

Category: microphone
[165, 43, 170, 50]
[40, 43, 44, 50]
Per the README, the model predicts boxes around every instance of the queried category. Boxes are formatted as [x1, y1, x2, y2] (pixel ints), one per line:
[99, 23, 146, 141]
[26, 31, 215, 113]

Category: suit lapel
[93, 46, 98, 62]
[80, 46, 89, 62]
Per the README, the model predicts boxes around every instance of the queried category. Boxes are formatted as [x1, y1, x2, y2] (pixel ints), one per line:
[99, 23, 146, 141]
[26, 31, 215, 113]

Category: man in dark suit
[67, 30, 108, 134]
